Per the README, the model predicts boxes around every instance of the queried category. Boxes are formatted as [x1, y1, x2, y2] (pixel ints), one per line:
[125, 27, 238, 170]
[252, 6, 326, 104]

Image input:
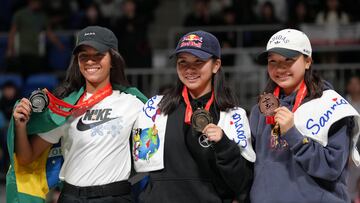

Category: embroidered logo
[180, 34, 203, 48]
[84, 32, 96, 36]
[269, 34, 289, 45]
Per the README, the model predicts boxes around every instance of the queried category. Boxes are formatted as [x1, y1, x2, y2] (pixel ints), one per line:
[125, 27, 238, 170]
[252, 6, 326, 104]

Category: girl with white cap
[250, 28, 360, 203]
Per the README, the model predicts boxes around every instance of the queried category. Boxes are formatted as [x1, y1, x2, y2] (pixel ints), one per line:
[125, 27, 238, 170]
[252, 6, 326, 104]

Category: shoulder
[144, 95, 164, 106]
[113, 90, 144, 107]
[250, 104, 260, 115]
[228, 106, 248, 115]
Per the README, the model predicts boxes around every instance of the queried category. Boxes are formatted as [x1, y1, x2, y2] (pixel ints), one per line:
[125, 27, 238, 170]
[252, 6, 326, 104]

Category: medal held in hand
[191, 108, 213, 132]
[182, 86, 215, 148]
[192, 108, 214, 148]
[28, 83, 113, 117]
[29, 89, 49, 113]
[258, 92, 281, 139]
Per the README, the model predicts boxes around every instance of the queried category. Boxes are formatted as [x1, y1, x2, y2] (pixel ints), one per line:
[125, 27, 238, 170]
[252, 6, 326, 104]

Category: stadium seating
[0, 74, 23, 89]
[22, 73, 59, 97]
[0, 35, 8, 70]
[47, 34, 74, 71]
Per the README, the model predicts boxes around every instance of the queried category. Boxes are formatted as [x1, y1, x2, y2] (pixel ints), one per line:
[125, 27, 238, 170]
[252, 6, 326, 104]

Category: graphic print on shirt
[270, 125, 288, 150]
[76, 108, 122, 137]
[133, 124, 160, 161]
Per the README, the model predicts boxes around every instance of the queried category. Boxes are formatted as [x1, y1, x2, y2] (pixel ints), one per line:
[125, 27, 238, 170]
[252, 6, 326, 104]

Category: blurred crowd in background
[1, 0, 360, 202]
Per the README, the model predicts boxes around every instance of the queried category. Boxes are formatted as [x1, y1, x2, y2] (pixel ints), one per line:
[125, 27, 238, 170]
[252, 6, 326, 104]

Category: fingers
[274, 107, 294, 134]
[13, 98, 32, 123]
[274, 107, 292, 122]
[202, 123, 223, 142]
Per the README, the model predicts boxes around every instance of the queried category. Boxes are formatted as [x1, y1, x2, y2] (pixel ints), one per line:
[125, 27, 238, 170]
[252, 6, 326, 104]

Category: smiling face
[267, 52, 312, 95]
[77, 45, 112, 93]
[176, 52, 220, 99]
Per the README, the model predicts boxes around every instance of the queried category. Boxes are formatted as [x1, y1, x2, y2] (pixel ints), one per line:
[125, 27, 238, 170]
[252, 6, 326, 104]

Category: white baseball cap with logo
[257, 29, 312, 63]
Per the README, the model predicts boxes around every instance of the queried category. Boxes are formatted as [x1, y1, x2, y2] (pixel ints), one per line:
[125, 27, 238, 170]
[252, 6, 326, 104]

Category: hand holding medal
[28, 83, 112, 117]
[182, 86, 221, 148]
[259, 80, 307, 136]
[12, 89, 49, 124]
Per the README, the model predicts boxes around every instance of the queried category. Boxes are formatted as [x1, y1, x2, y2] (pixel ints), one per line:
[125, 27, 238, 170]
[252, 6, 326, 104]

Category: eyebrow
[78, 52, 104, 56]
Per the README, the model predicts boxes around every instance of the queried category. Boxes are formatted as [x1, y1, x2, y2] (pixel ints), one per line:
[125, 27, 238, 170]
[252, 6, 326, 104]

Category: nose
[85, 58, 97, 64]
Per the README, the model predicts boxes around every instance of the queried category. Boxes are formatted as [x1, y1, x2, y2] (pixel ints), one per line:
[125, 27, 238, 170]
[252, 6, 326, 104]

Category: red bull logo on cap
[180, 34, 203, 48]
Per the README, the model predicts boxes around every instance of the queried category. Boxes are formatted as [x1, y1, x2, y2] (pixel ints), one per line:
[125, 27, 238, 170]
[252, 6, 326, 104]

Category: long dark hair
[53, 48, 129, 98]
[263, 56, 324, 100]
[158, 58, 239, 115]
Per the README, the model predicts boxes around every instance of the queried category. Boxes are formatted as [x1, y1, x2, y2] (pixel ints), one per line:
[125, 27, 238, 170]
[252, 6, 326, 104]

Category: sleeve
[38, 123, 67, 144]
[282, 117, 352, 181]
[131, 98, 145, 129]
[213, 128, 253, 197]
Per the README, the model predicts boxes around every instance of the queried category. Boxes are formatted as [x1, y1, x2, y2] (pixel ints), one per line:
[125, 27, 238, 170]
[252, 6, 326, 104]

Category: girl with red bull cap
[250, 28, 360, 203]
[132, 30, 255, 202]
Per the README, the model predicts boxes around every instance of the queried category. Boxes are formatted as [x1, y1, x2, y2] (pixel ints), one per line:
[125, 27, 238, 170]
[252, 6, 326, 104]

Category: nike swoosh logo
[76, 117, 118, 131]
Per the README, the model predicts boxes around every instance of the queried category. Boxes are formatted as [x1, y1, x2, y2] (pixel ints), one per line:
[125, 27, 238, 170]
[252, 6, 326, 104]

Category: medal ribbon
[44, 83, 113, 117]
[266, 80, 307, 124]
[182, 86, 214, 125]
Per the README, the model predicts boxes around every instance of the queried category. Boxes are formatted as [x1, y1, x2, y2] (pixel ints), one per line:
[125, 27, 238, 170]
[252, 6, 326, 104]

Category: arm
[283, 117, 351, 181]
[13, 98, 52, 165]
[213, 134, 253, 196]
[203, 123, 252, 196]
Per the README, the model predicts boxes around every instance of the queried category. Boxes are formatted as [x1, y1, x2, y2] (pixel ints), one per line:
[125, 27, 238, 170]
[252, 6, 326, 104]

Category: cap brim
[72, 40, 109, 54]
[257, 48, 302, 64]
[170, 48, 213, 60]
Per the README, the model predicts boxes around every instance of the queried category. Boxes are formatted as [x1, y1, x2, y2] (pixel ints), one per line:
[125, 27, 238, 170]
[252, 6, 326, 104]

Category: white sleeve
[38, 124, 66, 144]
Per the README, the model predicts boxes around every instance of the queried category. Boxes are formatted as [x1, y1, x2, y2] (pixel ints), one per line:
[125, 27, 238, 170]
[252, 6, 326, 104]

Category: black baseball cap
[73, 26, 118, 54]
[171, 30, 221, 60]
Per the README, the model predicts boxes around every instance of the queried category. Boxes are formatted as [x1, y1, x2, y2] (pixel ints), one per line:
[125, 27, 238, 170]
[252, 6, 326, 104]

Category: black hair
[158, 58, 238, 115]
[263, 55, 324, 100]
[53, 48, 129, 98]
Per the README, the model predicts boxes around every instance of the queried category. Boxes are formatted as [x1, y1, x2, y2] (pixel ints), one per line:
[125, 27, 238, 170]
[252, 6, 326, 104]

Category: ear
[212, 59, 221, 74]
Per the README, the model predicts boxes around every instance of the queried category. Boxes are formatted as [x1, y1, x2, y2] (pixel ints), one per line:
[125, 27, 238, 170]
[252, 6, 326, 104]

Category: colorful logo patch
[180, 34, 203, 48]
[133, 125, 160, 161]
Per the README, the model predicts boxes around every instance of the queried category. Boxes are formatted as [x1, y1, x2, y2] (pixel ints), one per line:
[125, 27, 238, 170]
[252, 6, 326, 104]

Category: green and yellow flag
[6, 85, 147, 203]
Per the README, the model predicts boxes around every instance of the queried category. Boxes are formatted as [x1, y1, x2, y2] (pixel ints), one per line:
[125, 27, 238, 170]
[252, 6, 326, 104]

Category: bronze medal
[258, 93, 279, 116]
[191, 108, 213, 132]
[259, 93, 281, 139]
[29, 89, 49, 113]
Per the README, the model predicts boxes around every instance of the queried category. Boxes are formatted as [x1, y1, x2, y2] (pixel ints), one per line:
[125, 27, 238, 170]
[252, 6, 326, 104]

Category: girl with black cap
[132, 30, 254, 202]
[10, 26, 146, 203]
[250, 28, 360, 203]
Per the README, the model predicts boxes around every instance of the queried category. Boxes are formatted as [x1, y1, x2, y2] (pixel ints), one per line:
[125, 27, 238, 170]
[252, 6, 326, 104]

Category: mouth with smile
[276, 73, 292, 81]
[84, 66, 101, 74]
[185, 75, 200, 83]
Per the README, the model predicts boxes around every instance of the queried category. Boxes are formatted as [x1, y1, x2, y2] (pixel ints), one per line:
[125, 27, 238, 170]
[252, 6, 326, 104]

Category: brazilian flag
[6, 85, 147, 203]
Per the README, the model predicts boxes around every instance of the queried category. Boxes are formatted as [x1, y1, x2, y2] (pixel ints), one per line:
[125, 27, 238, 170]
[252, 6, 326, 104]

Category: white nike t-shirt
[39, 90, 143, 186]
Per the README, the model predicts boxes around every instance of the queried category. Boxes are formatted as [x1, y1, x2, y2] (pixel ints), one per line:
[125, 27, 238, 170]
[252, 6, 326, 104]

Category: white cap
[258, 29, 312, 62]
